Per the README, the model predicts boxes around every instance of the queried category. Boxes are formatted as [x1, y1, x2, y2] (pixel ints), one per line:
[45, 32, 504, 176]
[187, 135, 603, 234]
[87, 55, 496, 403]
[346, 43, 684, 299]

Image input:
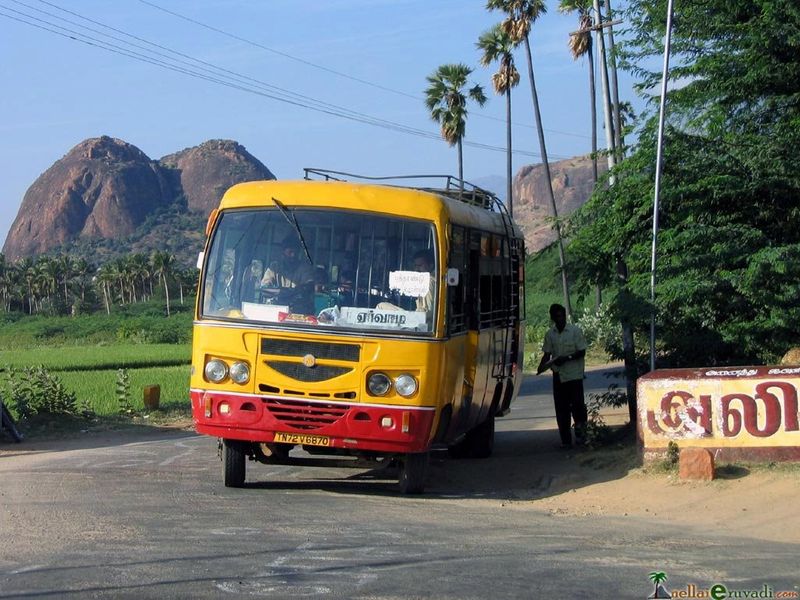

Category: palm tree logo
[648, 571, 670, 599]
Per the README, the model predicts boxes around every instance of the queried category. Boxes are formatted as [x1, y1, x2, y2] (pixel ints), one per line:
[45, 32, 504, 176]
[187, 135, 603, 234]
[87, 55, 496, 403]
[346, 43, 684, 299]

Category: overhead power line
[136, 0, 592, 141]
[0, 0, 568, 160]
[0, 0, 564, 158]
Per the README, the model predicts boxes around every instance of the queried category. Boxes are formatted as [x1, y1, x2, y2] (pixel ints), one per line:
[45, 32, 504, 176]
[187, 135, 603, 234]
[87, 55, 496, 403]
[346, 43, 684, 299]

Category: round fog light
[229, 361, 250, 384]
[204, 359, 228, 383]
[394, 374, 418, 397]
[367, 372, 392, 396]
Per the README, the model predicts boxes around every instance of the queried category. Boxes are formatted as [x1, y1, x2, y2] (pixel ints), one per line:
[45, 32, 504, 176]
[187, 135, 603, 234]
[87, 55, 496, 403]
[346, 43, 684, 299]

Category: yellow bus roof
[219, 180, 523, 239]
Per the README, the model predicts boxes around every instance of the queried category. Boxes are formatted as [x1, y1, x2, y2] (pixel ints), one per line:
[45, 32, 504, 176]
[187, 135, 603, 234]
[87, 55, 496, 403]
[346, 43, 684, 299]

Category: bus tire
[223, 439, 246, 487]
[398, 452, 429, 494]
[469, 415, 495, 459]
[449, 415, 495, 459]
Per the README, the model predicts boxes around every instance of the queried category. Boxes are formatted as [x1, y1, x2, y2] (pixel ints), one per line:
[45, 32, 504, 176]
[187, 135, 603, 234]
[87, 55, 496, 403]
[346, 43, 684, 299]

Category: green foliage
[58, 365, 190, 416]
[568, 0, 800, 368]
[2, 365, 91, 420]
[115, 368, 132, 414]
[0, 305, 192, 349]
[666, 441, 680, 467]
[0, 343, 189, 371]
[584, 385, 628, 446]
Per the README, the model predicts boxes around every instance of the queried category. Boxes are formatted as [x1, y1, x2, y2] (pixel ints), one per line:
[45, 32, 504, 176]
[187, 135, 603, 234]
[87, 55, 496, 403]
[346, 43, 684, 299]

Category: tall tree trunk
[162, 274, 171, 317]
[605, 0, 624, 159]
[616, 258, 638, 424]
[506, 87, 513, 217]
[588, 43, 598, 184]
[103, 283, 110, 315]
[522, 36, 572, 317]
[593, 0, 617, 175]
[457, 139, 464, 189]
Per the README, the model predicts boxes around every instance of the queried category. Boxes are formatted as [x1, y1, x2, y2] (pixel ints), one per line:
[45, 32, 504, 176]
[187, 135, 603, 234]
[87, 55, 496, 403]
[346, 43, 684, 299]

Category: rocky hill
[2, 136, 274, 264]
[512, 155, 605, 253]
[160, 139, 274, 215]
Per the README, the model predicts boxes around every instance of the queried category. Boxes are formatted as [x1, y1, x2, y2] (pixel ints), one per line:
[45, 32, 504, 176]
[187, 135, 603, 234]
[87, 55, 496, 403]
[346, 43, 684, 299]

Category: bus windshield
[201, 207, 438, 334]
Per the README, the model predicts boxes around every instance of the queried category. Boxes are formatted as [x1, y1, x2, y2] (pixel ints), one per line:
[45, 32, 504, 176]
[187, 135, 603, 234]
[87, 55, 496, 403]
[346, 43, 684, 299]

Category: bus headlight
[204, 359, 228, 383]
[229, 361, 250, 384]
[394, 374, 418, 397]
[367, 372, 392, 396]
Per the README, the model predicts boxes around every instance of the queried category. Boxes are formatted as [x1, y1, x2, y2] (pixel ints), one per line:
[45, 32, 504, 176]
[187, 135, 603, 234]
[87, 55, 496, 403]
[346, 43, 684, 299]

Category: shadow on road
[239, 425, 639, 501]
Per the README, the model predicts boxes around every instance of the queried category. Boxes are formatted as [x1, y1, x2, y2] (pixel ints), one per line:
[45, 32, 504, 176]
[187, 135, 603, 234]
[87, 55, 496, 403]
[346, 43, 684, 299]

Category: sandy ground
[519, 409, 800, 546]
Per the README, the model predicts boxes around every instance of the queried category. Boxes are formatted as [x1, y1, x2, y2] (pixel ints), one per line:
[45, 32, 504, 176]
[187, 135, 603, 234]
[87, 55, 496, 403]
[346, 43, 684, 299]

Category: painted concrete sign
[638, 366, 800, 460]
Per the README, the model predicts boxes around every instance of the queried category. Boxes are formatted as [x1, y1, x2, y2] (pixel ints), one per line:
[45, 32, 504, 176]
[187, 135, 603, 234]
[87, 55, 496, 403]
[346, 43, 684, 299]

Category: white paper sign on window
[339, 307, 427, 329]
[389, 270, 430, 297]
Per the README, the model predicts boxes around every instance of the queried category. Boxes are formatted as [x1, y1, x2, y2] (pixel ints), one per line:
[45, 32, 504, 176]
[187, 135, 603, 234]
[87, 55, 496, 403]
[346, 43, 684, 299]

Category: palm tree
[559, 0, 597, 184]
[477, 24, 520, 216]
[424, 63, 488, 186]
[486, 0, 573, 317]
[95, 263, 115, 315]
[648, 571, 668, 597]
[151, 250, 175, 317]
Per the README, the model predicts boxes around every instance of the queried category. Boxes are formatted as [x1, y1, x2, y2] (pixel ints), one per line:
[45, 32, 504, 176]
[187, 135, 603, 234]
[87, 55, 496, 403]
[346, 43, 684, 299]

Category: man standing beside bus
[536, 303, 588, 448]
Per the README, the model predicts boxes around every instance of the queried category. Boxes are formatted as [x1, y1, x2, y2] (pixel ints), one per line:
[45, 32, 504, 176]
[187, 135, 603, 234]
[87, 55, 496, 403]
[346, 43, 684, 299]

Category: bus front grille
[265, 361, 353, 382]
[261, 338, 360, 362]
[263, 398, 348, 430]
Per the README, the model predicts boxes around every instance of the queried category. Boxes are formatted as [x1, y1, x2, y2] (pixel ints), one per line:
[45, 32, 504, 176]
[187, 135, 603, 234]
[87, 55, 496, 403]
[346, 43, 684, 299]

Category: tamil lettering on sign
[638, 367, 800, 452]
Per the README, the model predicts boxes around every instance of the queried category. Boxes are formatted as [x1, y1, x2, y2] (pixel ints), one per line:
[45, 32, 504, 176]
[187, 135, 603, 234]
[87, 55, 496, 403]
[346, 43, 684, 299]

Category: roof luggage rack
[302, 168, 501, 212]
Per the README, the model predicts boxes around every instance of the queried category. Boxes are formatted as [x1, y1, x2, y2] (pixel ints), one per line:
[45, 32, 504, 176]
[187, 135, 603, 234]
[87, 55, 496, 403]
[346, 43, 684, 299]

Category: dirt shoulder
[526, 449, 799, 545]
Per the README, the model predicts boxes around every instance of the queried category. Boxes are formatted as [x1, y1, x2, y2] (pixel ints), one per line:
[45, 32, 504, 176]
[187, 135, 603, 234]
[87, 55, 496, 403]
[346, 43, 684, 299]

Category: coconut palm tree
[95, 263, 115, 315]
[424, 63, 487, 185]
[648, 571, 668, 597]
[151, 250, 175, 317]
[559, 0, 597, 184]
[477, 24, 520, 216]
[486, 0, 572, 316]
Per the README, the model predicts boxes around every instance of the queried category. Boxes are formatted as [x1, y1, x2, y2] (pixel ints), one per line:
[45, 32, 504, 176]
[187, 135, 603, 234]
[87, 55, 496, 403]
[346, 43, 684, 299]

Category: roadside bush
[577, 303, 620, 351]
[115, 368, 133, 414]
[1, 365, 93, 420]
[585, 384, 628, 446]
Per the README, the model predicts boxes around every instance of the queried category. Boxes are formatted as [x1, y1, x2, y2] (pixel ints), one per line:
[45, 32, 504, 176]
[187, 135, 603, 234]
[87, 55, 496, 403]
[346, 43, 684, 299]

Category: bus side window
[447, 225, 467, 335]
[467, 229, 481, 330]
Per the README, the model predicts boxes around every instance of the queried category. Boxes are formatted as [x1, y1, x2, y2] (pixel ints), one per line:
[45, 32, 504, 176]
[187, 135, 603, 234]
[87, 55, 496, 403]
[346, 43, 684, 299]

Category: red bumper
[190, 389, 436, 454]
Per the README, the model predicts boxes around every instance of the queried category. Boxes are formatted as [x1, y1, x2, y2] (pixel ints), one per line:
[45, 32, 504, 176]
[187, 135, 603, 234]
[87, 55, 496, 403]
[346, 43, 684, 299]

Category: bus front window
[201, 208, 438, 334]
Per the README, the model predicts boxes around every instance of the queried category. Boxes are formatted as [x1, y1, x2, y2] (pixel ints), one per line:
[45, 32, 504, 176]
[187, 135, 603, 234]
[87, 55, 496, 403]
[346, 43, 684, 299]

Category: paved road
[0, 369, 796, 599]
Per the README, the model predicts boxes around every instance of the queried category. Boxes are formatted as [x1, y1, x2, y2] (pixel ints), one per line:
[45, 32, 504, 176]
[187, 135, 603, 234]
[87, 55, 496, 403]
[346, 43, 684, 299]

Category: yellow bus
[191, 171, 525, 493]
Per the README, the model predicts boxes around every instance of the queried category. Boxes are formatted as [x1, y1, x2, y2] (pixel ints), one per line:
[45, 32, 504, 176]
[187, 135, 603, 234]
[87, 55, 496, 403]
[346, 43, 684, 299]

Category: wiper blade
[271, 196, 313, 265]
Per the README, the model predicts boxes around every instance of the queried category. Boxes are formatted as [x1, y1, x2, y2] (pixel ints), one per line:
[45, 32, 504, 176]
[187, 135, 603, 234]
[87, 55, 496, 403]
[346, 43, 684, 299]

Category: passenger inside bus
[411, 249, 434, 314]
[260, 240, 316, 314]
[260, 240, 315, 289]
[376, 248, 434, 317]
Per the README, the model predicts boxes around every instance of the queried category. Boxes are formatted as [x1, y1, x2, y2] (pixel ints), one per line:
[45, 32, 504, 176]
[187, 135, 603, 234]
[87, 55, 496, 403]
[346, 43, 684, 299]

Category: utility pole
[650, 0, 676, 372]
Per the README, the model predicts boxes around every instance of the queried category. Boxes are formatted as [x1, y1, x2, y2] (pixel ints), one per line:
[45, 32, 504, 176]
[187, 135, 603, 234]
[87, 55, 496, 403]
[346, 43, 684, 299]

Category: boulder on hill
[3, 136, 171, 260]
[2, 137, 275, 261]
[159, 139, 275, 215]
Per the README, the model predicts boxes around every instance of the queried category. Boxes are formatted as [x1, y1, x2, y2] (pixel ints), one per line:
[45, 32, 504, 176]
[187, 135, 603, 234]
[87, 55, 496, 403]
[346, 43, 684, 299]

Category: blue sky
[0, 0, 644, 248]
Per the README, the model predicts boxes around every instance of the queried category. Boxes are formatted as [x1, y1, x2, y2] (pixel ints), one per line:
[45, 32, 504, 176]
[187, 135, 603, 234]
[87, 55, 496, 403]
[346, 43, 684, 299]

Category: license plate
[273, 432, 331, 447]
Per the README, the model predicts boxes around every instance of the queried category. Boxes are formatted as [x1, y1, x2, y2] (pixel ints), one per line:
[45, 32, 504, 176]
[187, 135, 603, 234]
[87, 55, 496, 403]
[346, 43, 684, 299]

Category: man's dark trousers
[553, 373, 588, 446]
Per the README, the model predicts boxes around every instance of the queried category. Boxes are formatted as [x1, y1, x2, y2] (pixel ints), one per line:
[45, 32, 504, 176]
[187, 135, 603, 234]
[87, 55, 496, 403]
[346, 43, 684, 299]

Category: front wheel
[222, 439, 246, 487]
[398, 452, 429, 494]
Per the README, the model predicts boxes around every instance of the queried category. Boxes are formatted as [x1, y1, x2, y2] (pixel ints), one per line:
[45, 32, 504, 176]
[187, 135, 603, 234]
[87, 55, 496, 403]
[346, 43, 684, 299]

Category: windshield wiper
[271, 196, 313, 265]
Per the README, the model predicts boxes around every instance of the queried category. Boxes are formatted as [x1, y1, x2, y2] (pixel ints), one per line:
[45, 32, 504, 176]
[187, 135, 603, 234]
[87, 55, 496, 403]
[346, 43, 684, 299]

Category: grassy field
[0, 302, 194, 424]
[0, 343, 190, 371]
[58, 365, 191, 415]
